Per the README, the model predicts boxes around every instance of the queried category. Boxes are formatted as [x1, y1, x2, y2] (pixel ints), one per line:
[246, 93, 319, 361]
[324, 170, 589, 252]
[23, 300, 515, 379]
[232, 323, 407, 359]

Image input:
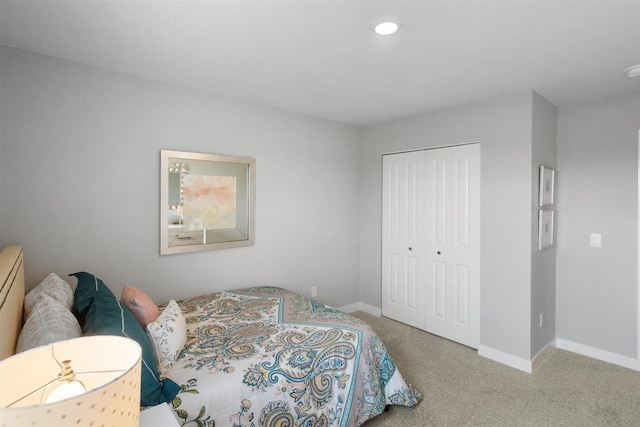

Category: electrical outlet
[539, 312, 544, 328]
[311, 286, 317, 297]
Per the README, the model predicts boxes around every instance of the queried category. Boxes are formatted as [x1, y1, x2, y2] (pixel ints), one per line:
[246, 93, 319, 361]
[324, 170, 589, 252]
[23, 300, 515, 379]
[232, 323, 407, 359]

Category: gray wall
[556, 93, 639, 359]
[531, 93, 558, 357]
[0, 46, 361, 307]
[359, 92, 535, 361]
[2, 45, 638, 368]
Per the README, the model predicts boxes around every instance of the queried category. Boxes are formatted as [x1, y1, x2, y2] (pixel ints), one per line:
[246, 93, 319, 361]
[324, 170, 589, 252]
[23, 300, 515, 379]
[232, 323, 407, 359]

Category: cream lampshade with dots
[0, 335, 142, 427]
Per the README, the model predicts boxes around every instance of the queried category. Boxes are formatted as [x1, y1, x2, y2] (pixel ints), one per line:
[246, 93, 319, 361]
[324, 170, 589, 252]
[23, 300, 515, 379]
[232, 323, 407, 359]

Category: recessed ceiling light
[625, 64, 640, 78]
[372, 16, 402, 36]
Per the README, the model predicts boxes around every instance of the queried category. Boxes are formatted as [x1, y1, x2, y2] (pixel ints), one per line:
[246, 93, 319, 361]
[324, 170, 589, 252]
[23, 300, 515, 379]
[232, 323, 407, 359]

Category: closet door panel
[382, 151, 426, 330]
[425, 144, 480, 348]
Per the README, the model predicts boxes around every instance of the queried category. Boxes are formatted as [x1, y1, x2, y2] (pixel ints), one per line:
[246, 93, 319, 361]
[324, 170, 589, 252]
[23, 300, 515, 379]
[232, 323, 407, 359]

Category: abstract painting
[182, 175, 237, 231]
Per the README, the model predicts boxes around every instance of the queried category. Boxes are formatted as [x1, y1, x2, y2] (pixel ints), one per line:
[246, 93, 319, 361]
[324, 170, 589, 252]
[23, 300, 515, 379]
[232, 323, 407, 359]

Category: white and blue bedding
[164, 287, 421, 426]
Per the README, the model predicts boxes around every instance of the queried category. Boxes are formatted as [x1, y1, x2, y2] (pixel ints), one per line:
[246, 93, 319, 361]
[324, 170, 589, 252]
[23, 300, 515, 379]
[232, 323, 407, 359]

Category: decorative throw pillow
[17, 294, 81, 353]
[121, 285, 161, 327]
[23, 273, 73, 320]
[70, 271, 117, 327]
[146, 300, 187, 375]
[70, 272, 180, 407]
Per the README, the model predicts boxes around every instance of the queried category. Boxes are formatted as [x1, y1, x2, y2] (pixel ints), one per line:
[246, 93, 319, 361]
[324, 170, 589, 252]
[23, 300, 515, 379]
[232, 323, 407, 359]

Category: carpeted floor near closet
[353, 311, 640, 426]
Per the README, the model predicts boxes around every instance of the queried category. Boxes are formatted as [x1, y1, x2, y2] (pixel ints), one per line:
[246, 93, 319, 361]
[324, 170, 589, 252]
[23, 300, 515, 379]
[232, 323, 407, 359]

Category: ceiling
[1, 1, 638, 126]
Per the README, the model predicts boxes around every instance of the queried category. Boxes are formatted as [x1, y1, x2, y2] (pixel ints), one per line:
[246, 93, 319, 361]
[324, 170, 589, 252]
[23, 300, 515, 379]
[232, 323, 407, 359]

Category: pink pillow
[120, 285, 161, 327]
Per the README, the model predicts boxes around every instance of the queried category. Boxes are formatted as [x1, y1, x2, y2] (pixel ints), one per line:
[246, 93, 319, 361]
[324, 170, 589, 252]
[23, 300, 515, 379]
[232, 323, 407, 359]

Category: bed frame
[0, 245, 25, 360]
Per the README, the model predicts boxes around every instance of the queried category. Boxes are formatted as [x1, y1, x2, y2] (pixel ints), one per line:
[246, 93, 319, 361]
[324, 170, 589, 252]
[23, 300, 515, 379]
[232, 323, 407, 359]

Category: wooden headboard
[0, 246, 24, 360]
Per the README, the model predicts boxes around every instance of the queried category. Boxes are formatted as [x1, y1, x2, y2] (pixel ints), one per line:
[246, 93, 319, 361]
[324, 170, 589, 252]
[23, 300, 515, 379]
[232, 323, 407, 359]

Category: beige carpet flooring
[352, 311, 640, 427]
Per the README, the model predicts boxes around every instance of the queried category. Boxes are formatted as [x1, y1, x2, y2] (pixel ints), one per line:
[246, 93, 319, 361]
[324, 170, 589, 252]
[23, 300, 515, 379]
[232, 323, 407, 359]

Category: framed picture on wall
[160, 150, 256, 255]
[539, 165, 555, 207]
[538, 209, 554, 250]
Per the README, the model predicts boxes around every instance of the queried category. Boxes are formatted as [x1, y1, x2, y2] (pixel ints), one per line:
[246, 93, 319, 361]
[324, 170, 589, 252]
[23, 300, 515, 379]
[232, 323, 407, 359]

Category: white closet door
[424, 144, 480, 348]
[381, 150, 427, 330]
[382, 144, 480, 349]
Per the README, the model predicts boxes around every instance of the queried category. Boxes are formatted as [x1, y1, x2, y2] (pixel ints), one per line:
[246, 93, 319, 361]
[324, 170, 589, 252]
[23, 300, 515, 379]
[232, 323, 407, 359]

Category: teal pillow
[70, 272, 180, 407]
[71, 271, 116, 326]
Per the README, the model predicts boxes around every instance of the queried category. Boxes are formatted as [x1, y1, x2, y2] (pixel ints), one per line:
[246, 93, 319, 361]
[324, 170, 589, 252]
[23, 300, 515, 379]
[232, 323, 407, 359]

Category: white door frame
[637, 129, 640, 370]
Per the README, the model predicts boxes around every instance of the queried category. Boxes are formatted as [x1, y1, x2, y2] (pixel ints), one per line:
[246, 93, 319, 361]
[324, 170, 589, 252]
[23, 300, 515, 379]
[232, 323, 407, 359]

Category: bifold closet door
[382, 144, 480, 349]
[424, 144, 480, 349]
[381, 150, 427, 330]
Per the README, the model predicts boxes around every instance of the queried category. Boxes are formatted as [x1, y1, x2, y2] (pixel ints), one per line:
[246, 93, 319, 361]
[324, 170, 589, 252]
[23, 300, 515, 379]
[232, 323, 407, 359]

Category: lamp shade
[0, 335, 142, 427]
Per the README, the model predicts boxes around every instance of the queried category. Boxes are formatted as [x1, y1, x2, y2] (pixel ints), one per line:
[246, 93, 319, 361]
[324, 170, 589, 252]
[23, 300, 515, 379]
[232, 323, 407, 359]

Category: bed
[0, 245, 421, 426]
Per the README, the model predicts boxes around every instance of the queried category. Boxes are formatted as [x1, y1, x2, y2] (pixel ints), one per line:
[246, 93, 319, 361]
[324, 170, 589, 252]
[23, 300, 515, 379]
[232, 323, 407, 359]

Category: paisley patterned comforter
[165, 287, 421, 426]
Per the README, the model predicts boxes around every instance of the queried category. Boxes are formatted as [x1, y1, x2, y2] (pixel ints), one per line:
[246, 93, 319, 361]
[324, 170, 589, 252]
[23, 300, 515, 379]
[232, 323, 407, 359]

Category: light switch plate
[590, 233, 601, 247]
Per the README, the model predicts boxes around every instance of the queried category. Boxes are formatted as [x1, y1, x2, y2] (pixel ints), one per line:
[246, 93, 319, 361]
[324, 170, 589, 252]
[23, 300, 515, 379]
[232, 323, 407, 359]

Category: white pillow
[24, 273, 73, 320]
[146, 300, 187, 374]
[17, 294, 81, 353]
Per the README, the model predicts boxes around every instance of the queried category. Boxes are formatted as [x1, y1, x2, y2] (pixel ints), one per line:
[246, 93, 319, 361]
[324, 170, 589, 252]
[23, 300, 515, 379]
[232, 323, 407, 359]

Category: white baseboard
[475, 342, 557, 374]
[531, 341, 556, 372]
[556, 338, 640, 371]
[338, 302, 381, 316]
[338, 302, 640, 373]
[478, 345, 533, 373]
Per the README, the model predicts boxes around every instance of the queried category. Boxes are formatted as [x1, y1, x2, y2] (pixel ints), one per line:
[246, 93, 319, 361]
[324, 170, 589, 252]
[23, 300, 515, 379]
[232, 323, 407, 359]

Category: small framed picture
[539, 165, 555, 207]
[538, 210, 554, 250]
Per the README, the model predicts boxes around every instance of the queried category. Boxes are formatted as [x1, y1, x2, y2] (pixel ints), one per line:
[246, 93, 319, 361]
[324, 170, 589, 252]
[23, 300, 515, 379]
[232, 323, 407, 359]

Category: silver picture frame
[538, 209, 554, 250]
[160, 150, 256, 255]
[539, 165, 555, 207]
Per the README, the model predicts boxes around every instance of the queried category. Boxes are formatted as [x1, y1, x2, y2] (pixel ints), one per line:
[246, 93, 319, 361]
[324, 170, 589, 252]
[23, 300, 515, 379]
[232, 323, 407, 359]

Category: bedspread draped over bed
[165, 287, 421, 427]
